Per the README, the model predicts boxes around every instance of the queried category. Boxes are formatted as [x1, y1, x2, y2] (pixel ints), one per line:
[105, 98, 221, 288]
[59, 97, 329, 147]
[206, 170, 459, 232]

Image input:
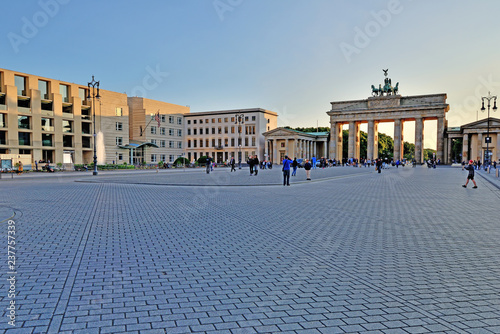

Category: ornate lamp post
[481, 91, 497, 167]
[235, 113, 244, 169]
[87, 76, 100, 176]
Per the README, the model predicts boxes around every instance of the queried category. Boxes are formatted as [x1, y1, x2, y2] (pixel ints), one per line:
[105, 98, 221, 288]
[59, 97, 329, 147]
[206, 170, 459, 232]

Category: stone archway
[327, 94, 449, 164]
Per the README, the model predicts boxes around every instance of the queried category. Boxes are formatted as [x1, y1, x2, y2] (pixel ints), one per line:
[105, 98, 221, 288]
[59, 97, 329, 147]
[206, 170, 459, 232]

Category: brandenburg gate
[327, 71, 449, 164]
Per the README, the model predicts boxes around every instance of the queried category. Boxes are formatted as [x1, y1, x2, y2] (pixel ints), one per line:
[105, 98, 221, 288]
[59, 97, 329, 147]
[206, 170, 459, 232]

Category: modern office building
[127, 97, 189, 165]
[0, 67, 131, 166]
[183, 108, 278, 163]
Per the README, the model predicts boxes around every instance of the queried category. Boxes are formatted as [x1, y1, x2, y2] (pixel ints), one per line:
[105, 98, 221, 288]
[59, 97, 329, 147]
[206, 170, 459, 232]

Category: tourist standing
[248, 156, 254, 175]
[291, 158, 298, 176]
[282, 155, 293, 186]
[463, 160, 478, 188]
[304, 159, 312, 180]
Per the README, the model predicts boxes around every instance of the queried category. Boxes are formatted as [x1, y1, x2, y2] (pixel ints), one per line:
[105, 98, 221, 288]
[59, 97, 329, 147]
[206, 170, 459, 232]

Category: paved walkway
[0, 166, 499, 333]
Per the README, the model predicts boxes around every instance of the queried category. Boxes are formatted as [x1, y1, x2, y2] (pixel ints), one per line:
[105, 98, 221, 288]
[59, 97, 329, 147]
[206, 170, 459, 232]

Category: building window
[160, 154, 166, 162]
[193, 128, 197, 135]
[195, 119, 199, 124]
[231, 138, 235, 146]
[245, 116, 248, 121]
[212, 139, 216, 147]
[178, 129, 182, 136]
[118, 154, 123, 161]
[224, 127, 228, 134]
[224, 138, 228, 146]
[60, 84, 70, 103]
[212, 118, 215, 123]
[41, 118, 53, 131]
[38, 80, 50, 100]
[160, 127, 166, 135]
[116, 137, 123, 146]
[200, 139, 203, 147]
[252, 137, 256, 146]
[116, 108, 123, 116]
[224, 117, 228, 122]
[151, 139, 157, 145]
[187, 128, 191, 135]
[187, 120, 191, 125]
[63, 135, 73, 147]
[245, 138, 249, 146]
[267, 119, 270, 123]
[218, 127, 222, 134]
[18, 115, 30, 129]
[62, 120, 73, 133]
[15, 75, 27, 96]
[160, 140, 166, 147]
[161, 115, 166, 122]
[231, 126, 235, 134]
[169, 141, 174, 148]
[199, 128, 203, 135]
[206, 139, 209, 147]
[252, 116, 256, 121]
[169, 128, 174, 136]
[116, 122, 123, 131]
[231, 117, 235, 122]
[151, 127, 157, 134]
[188, 140, 191, 148]
[177, 117, 182, 125]
[177, 141, 182, 148]
[218, 118, 222, 123]
[151, 154, 157, 163]
[212, 128, 215, 134]
[18, 132, 31, 146]
[169, 116, 174, 123]
[169, 155, 174, 162]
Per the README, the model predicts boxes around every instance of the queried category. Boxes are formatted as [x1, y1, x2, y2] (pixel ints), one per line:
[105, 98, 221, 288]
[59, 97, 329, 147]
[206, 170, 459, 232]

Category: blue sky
[3, 0, 500, 147]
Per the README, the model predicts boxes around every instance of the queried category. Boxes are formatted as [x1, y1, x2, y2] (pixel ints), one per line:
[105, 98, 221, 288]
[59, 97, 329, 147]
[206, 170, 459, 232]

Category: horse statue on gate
[371, 84, 382, 96]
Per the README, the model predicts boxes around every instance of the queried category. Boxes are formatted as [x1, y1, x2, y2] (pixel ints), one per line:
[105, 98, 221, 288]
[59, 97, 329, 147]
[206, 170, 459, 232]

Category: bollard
[496, 168, 499, 178]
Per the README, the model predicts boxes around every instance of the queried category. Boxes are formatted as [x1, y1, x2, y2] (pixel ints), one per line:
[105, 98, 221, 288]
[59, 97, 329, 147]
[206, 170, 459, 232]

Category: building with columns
[262, 128, 328, 164]
[446, 117, 500, 164]
[327, 94, 449, 164]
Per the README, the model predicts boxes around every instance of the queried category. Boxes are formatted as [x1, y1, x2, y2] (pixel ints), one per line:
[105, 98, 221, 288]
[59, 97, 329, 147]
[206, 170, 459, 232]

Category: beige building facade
[184, 108, 278, 163]
[128, 97, 189, 164]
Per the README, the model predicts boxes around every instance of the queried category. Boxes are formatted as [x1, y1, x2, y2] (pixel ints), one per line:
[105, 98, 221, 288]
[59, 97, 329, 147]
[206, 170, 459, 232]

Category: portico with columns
[263, 128, 328, 164]
[327, 94, 449, 164]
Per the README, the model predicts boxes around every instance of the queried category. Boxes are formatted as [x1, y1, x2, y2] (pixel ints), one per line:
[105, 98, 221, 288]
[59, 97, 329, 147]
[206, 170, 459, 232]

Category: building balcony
[214, 145, 224, 150]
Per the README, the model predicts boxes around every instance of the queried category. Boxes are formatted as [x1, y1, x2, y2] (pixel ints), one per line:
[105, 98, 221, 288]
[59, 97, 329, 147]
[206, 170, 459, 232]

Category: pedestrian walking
[253, 155, 259, 176]
[248, 156, 254, 175]
[17, 161, 23, 175]
[462, 160, 478, 188]
[376, 158, 382, 173]
[230, 156, 236, 172]
[291, 158, 298, 176]
[282, 155, 293, 186]
[304, 159, 312, 180]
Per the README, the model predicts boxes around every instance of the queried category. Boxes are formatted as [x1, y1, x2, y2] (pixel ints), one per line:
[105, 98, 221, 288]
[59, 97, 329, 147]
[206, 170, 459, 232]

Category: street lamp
[87, 76, 100, 176]
[481, 91, 497, 167]
[235, 113, 244, 169]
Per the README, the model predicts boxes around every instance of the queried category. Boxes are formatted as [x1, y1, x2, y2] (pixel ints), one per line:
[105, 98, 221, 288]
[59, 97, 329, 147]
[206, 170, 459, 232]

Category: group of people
[462, 159, 497, 171]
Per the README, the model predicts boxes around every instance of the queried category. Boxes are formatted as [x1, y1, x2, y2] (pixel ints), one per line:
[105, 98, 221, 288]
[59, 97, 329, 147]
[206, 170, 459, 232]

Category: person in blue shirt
[282, 155, 293, 186]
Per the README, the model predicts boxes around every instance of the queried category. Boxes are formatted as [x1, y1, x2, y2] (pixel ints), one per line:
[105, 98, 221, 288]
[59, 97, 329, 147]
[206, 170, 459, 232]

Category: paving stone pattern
[0, 166, 499, 333]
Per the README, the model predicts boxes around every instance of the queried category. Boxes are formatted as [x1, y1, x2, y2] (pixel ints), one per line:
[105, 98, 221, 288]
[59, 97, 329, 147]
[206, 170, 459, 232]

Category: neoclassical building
[263, 128, 328, 163]
[446, 117, 500, 163]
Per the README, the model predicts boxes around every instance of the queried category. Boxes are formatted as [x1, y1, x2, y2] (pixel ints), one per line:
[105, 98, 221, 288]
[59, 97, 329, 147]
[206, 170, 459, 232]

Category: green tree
[293, 126, 330, 133]
[378, 132, 394, 159]
[403, 142, 415, 160]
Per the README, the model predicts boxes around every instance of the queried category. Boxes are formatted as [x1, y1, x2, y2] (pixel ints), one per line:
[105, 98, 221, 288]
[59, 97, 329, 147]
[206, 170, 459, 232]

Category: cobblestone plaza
[1, 166, 500, 334]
